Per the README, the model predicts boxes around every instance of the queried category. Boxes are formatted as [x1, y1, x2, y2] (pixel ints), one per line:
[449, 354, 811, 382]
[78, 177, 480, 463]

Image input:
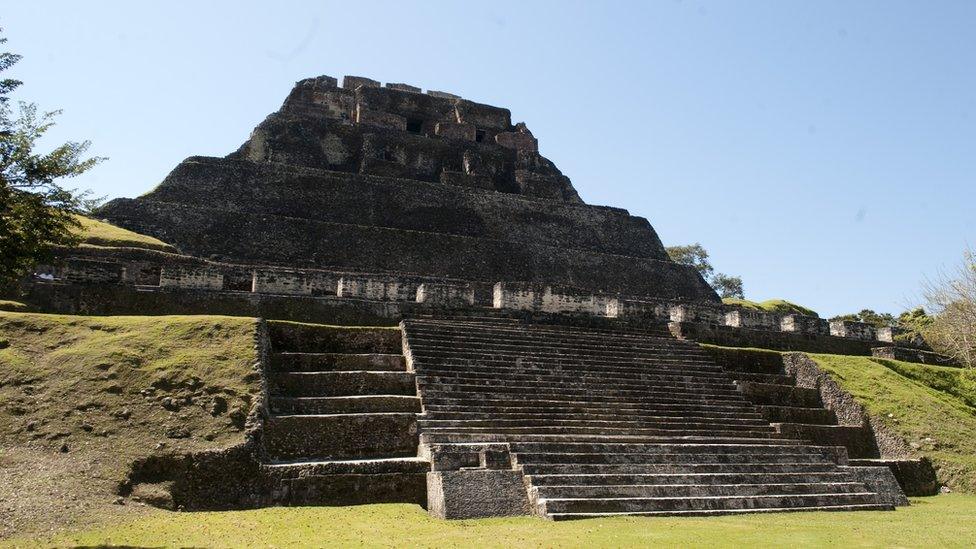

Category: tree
[0, 29, 102, 289]
[666, 242, 744, 298]
[665, 243, 714, 281]
[829, 309, 896, 327]
[920, 247, 976, 368]
[711, 273, 744, 299]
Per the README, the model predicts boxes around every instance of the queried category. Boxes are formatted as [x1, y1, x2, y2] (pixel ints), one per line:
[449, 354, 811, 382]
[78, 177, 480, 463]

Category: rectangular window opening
[406, 118, 423, 134]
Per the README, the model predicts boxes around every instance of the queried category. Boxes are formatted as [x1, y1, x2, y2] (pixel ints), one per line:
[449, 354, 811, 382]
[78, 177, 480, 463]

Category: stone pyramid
[97, 75, 717, 302]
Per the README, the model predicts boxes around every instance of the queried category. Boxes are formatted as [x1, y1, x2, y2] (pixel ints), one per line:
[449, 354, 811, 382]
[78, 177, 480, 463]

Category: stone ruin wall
[33, 245, 906, 358]
[245, 74, 579, 202]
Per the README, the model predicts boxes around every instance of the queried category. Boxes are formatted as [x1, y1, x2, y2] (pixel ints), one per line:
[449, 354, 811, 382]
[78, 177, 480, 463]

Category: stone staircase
[403, 317, 894, 519]
[719, 351, 881, 460]
[260, 321, 428, 505]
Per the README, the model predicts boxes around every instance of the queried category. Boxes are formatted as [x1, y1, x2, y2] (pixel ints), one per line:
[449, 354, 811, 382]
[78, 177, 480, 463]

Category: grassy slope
[72, 215, 176, 252]
[17, 495, 976, 548]
[0, 312, 258, 540]
[0, 301, 29, 312]
[808, 354, 976, 492]
[722, 298, 818, 317]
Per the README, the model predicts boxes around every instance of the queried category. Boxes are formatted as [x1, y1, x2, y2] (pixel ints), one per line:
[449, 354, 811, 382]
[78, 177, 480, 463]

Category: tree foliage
[0, 29, 102, 289]
[711, 273, 744, 299]
[665, 242, 744, 298]
[921, 247, 976, 368]
[830, 309, 896, 328]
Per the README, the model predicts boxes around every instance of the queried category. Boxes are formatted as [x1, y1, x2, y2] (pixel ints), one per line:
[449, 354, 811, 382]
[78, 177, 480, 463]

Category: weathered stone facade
[96, 75, 713, 301]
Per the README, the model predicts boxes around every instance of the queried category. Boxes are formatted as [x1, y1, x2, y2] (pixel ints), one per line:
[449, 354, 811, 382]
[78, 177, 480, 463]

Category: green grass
[808, 354, 976, 492]
[15, 495, 974, 548]
[0, 312, 260, 539]
[72, 215, 176, 252]
[0, 300, 29, 312]
[870, 357, 976, 409]
[722, 298, 818, 317]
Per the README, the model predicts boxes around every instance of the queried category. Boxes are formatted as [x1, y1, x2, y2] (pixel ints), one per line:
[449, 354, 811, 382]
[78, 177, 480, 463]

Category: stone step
[264, 456, 430, 478]
[539, 492, 884, 515]
[268, 321, 402, 354]
[272, 472, 427, 506]
[514, 452, 833, 466]
[419, 392, 755, 408]
[405, 320, 672, 341]
[736, 381, 822, 407]
[726, 372, 795, 385]
[420, 426, 776, 437]
[415, 370, 739, 389]
[408, 342, 711, 362]
[775, 423, 879, 460]
[416, 372, 748, 394]
[419, 418, 771, 431]
[420, 433, 794, 445]
[413, 356, 732, 381]
[411, 348, 717, 365]
[269, 352, 406, 372]
[419, 386, 749, 404]
[406, 333, 708, 357]
[521, 462, 839, 476]
[533, 482, 869, 499]
[422, 409, 766, 422]
[546, 503, 893, 520]
[270, 371, 416, 397]
[759, 405, 837, 425]
[526, 470, 849, 487]
[508, 442, 817, 455]
[271, 395, 421, 414]
[263, 413, 418, 461]
[416, 375, 741, 395]
[422, 401, 760, 415]
[413, 360, 732, 379]
[405, 326, 677, 346]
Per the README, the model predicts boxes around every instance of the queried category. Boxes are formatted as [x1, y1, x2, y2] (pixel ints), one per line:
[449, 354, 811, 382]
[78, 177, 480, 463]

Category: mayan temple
[25, 75, 926, 519]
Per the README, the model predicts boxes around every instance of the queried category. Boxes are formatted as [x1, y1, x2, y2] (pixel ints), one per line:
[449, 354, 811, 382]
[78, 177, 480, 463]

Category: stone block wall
[337, 276, 419, 302]
[725, 309, 780, 330]
[781, 314, 831, 335]
[612, 298, 671, 322]
[416, 283, 475, 307]
[492, 283, 616, 317]
[876, 326, 908, 343]
[60, 258, 125, 284]
[252, 270, 314, 295]
[830, 320, 877, 341]
[669, 303, 725, 324]
[159, 266, 224, 290]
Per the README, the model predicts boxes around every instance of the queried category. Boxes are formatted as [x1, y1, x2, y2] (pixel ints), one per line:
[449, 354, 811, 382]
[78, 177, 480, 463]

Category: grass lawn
[73, 215, 177, 252]
[809, 354, 976, 493]
[12, 495, 973, 548]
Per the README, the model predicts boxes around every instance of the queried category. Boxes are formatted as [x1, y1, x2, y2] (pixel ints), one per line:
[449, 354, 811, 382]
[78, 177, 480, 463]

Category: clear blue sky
[4, 1, 974, 317]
